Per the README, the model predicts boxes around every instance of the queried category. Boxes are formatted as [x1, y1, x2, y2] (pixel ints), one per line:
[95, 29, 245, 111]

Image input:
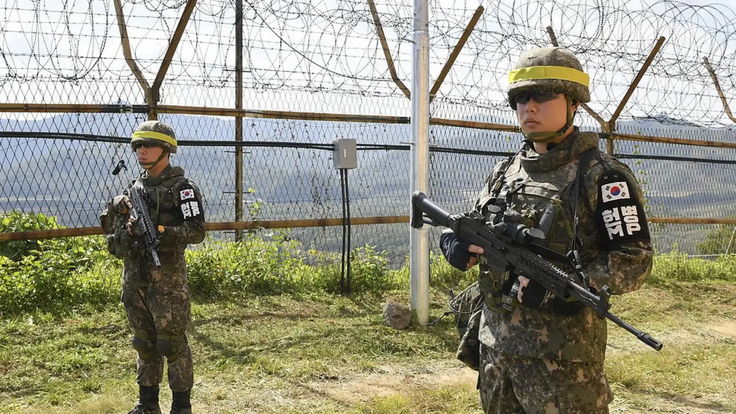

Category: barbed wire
[2, 0, 736, 260]
[2, 0, 736, 127]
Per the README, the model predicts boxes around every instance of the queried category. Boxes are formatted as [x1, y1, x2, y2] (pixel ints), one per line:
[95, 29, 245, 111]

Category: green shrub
[312, 245, 404, 295]
[187, 239, 407, 299]
[697, 222, 736, 255]
[4, 210, 736, 318]
[429, 252, 478, 292]
[0, 211, 114, 315]
[0, 211, 62, 260]
[0, 246, 120, 316]
[649, 251, 736, 285]
[0, 211, 106, 265]
[187, 234, 313, 299]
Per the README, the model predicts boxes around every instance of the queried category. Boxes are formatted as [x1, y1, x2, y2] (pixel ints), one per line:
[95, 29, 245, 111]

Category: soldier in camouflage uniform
[440, 47, 653, 413]
[100, 120, 206, 414]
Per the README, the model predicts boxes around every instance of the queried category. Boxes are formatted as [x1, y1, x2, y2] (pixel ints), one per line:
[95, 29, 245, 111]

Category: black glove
[510, 277, 553, 308]
[440, 232, 474, 271]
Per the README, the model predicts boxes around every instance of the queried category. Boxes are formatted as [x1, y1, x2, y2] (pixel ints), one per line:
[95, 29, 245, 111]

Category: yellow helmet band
[131, 131, 177, 147]
[508, 66, 590, 88]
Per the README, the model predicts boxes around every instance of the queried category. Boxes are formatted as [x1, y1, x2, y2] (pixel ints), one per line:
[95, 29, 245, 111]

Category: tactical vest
[475, 155, 579, 312]
[132, 175, 189, 229]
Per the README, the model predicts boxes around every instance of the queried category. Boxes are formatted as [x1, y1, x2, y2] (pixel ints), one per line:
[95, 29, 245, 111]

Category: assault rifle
[128, 185, 162, 268]
[410, 191, 663, 351]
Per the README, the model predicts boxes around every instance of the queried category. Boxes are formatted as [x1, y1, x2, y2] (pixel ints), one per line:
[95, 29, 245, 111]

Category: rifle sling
[570, 148, 599, 253]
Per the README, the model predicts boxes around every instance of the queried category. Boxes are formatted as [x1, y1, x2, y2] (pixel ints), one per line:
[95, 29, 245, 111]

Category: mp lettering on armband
[181, 201, 202, 220]
[596, 173, 650, 247]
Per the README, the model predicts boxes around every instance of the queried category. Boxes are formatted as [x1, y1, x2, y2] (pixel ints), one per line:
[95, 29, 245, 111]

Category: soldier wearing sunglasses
[100, 120, 205, 414]
[440, 47, 653, 413]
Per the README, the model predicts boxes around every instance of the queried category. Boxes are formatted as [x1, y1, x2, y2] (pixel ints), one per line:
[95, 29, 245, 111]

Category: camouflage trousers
[478, 343, 613, 414]
[122, 282, 193, 392]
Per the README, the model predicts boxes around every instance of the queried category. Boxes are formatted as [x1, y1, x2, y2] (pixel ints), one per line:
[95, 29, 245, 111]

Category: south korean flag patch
[180, 188, 195, 201]
[179, 185, 204, 221]
[595, 172, 650, 247]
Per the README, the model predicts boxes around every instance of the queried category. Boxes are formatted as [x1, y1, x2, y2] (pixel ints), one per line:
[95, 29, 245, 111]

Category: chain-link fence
[2, 0, 736, 265]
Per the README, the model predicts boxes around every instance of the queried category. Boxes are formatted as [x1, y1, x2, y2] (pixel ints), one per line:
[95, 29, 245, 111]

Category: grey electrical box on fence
[333, 138, 357, 169]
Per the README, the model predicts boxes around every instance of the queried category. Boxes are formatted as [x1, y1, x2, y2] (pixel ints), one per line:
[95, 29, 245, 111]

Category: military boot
[170, 390, 192, 414]
[128, 385, 162, 414]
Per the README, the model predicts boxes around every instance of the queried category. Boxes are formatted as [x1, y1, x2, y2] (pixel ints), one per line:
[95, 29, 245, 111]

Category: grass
[1, 279, 735, 414]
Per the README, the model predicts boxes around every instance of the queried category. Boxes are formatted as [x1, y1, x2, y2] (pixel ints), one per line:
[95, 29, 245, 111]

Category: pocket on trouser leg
[552, 364, 612, 413]
[456, 310, 481, 371]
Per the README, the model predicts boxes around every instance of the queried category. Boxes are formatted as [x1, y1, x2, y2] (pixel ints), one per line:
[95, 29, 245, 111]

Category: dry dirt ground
[302, 321, 736, 414]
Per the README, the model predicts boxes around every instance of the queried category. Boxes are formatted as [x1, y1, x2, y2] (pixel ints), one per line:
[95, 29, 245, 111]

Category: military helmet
[130, 120, 177, 154]
[507, 47, 590, 109]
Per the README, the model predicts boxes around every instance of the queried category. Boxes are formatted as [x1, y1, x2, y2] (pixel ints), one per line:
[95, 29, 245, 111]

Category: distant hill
[1, 112, 734, 255]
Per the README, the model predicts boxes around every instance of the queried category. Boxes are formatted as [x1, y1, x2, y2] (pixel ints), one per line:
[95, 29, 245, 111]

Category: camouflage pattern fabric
[472, 129, 653, 412]
[131, 120, 178, 153]
[478, 343, 612, 414]
[507, 47, 590, 108]
[100, 165, 205, 392]
[448, 281, 484, 371]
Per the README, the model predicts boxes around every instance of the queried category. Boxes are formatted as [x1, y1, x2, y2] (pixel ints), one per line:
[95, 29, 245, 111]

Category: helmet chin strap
[523, 97, 575, 143]
[138, 151, 168, 170]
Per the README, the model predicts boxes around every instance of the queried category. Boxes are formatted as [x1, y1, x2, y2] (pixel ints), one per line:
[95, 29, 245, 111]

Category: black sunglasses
[132, 141, 164, 150]
[513, 89, 561, 106]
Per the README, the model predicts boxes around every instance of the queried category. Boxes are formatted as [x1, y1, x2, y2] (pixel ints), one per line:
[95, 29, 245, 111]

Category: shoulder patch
[595, 171, 650, 247]
[175, 182, 204, 221]
[601, 180, 630, 203]
[180, 188, 195, 201]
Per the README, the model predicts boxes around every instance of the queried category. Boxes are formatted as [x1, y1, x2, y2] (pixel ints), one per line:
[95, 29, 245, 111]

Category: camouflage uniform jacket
[100, 165, 206, 285]
[476, 129, 653, 363]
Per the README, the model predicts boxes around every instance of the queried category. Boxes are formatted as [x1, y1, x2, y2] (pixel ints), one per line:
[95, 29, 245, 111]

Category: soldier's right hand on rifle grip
[440, 232, 485, 271]
[126, 217, 142, 236]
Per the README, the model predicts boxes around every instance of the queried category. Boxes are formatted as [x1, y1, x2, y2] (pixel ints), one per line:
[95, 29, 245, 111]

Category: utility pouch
[449, 281, 484, 371]
[109, 228, 144, 259]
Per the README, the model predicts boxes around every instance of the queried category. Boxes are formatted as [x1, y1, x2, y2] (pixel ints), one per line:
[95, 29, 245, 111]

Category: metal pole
[112, 0, 151, 95]
[7, 215, 736, 243]
[410, 0, 430, 326]
[608, 36, 666, 132]
[235, 0, 244, 242]
[367, 0, 411, 99]
[430, 6, 484, 102]
[544, 26, 607, 128]
[703, 57, 736, 124]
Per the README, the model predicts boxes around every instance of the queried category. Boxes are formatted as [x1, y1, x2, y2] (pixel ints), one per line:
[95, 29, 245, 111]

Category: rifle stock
[411, 191, 663, 351]
[128, 186, 162, 268]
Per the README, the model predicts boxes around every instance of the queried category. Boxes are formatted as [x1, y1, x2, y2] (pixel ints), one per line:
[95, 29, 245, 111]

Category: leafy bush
[312, 245, 404, 295]
[697, 222, 736, 255]
[0, 242, 120, 316]
[0, 211, 114, 316]
[0, 211, 106, 265]
[0, 211, 62, 260]
[4, 210, 736, 317]
[649, 250, 736, 285]
[187, 234, 322, 299]
[187, 238, 405, 299]
[429, 252, 478, 292]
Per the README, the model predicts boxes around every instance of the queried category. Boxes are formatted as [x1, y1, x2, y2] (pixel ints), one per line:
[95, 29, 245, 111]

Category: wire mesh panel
[1, 0, 736, 262]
